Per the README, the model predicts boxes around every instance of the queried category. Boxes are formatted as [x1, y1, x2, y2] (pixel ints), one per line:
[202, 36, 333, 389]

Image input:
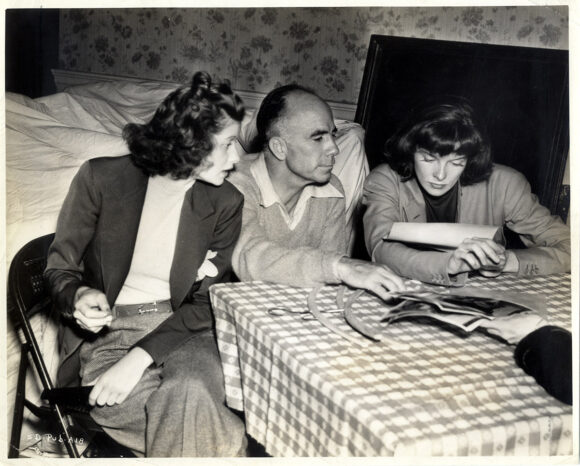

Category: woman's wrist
[502, 250, 519, 273]
[127, 346, 154, 370]
[73, 285, 91, 305]
[446, 254, 463, 276]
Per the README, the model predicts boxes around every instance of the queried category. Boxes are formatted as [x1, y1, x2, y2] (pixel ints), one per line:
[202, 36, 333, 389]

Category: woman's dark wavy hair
[384, 98, 493, 186]
[123, 71, 245, 179]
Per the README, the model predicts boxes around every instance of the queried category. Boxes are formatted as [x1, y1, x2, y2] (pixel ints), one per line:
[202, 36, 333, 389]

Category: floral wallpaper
[59, 6, 568, 104]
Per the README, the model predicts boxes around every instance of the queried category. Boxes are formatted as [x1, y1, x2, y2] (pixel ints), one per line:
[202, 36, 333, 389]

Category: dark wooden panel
[355, 35, 569, 217]
[6, 9, 60, 98]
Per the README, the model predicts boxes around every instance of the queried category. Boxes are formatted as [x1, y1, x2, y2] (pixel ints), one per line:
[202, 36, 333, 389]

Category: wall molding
[51, 69, 357, 120]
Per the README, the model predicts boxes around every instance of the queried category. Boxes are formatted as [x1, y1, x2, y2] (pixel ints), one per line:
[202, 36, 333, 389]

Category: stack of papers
[380, 287, 545, 333]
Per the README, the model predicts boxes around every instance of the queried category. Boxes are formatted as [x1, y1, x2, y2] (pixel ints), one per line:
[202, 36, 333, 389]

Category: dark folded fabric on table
[514, 325, 572, 405]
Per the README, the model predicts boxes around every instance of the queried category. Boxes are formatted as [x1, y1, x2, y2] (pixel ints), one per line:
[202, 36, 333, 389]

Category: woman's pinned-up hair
[124, 71, 245, 179]
[384, 98, 493, 186]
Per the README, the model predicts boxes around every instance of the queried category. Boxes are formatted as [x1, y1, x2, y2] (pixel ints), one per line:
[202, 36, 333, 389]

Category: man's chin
[314, 167, 333, 182]
[313, 176, 333, 186]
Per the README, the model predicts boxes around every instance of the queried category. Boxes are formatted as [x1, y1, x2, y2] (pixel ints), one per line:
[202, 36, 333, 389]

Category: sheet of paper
[385, 222, 502, 249]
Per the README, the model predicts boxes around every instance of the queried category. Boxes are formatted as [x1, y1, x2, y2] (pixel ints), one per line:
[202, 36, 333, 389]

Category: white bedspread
[7, 92, 122, 264]
[6, 80, 189, 264]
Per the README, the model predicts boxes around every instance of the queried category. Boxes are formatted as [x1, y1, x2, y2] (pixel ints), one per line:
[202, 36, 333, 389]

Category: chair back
[8, 233, 55, 324]
[8, 234, 56, 391]
[7, 233, 85, 458]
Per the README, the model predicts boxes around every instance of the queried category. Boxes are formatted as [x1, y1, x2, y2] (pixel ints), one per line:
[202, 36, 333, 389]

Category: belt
[113, 300, 173, 318]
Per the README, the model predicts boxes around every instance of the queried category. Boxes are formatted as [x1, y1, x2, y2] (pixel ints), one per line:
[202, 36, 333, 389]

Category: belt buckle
[138, 301, 159, 315]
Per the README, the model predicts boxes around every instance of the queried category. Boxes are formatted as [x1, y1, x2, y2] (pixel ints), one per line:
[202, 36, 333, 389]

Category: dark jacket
[45, 155, 243, 387]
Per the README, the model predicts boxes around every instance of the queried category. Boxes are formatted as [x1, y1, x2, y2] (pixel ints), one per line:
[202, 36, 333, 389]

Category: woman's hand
[73, 286, 113, 333]
[447, 238, 507, 276]
[87, 347, 154, 407]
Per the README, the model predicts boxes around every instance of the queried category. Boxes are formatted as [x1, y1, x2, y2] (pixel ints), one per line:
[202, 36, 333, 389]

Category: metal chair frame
[8, 233, 82, 458]
[8, 234, 135, 458]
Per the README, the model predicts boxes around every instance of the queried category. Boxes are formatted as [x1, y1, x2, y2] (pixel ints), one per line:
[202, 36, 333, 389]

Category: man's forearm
[234, 237, 342, 287]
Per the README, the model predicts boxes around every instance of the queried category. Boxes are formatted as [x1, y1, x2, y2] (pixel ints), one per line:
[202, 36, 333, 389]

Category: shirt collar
[250, 152, 343, 208]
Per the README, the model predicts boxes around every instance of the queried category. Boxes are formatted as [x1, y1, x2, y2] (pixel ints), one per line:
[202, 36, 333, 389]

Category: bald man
[229, 84, 405, 299]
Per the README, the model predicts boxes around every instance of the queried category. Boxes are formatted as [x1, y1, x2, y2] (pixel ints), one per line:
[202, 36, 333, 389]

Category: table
[210, 274, 573, 457]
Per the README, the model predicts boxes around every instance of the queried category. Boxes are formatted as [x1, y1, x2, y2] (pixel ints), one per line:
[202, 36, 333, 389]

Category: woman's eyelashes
[417, 151, 466, 166]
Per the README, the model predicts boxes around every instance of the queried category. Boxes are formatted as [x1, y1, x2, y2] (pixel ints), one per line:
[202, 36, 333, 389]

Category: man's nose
[326, 137, 339, 158]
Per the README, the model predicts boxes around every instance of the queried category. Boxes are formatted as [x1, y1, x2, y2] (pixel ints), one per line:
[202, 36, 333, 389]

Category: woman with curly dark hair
[45, 71, 248, 457]
[363, 99, 570, 287]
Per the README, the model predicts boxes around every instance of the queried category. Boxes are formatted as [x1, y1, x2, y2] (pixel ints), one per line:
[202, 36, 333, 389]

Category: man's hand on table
[336, 257, 407, 300]
[478, 312, 548, 345]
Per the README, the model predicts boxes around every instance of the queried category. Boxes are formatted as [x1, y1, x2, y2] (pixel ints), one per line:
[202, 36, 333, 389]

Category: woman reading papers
[362, 99, 571, 405]
[363, 99, 570, 287]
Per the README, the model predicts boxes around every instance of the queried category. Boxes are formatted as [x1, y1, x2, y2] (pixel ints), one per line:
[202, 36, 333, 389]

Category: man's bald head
[256, 84, 325, 150]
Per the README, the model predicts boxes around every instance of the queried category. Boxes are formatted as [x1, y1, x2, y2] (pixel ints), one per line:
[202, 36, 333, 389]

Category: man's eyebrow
[309, 127, 337, 138]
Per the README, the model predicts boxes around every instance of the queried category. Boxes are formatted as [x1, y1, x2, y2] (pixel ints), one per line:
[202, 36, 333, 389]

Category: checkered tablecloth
[210, 274, 573, 457]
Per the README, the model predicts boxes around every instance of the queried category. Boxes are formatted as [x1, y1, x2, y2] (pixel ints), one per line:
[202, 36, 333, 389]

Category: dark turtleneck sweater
[419, 181, 459, 223]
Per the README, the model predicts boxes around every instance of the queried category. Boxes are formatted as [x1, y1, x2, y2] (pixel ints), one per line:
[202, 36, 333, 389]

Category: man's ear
[268, 136, 287, 161]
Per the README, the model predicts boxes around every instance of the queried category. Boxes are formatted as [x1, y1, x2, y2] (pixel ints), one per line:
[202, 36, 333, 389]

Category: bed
[5, 72, 369, 456]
